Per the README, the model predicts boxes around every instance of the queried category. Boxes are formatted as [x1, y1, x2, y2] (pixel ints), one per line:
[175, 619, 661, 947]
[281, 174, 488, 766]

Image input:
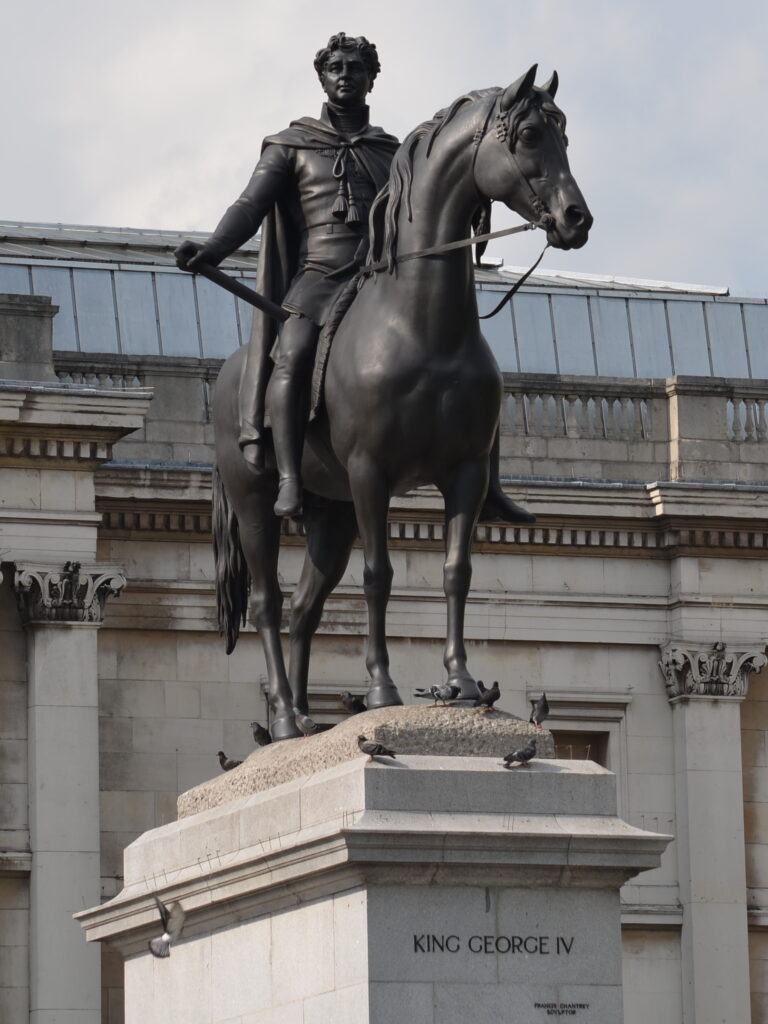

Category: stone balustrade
[52, 352, 768, 484]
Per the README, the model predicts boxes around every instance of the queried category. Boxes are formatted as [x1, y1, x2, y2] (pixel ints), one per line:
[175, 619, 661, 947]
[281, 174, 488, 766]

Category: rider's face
[321, 49, 371, 108]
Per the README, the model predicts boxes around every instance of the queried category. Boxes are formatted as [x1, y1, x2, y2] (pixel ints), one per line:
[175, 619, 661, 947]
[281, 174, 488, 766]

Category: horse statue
[212, 65, 592, 740]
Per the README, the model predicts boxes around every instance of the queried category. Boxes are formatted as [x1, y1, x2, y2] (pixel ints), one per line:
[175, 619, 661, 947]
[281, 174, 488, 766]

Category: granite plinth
[78, 751, 670, 1024]
[179, 703, 553, 817]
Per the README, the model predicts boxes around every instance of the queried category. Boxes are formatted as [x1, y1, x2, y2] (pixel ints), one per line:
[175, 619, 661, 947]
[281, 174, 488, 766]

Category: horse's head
[473, 65, 592, 250]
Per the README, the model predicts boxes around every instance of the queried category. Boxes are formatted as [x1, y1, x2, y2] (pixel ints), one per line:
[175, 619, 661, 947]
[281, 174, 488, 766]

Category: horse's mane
[367, 88, 500, 271]
[368, 85, 564, 271]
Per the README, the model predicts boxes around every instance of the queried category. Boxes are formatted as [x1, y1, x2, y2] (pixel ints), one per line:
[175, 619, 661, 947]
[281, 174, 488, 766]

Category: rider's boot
[269, 370, 305, 518]
[479, 427, 536, 524]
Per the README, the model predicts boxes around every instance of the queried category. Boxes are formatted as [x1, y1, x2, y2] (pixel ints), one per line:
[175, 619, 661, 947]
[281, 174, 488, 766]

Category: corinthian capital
[14, 561, 126, 625]
[659, 641, 767, 701]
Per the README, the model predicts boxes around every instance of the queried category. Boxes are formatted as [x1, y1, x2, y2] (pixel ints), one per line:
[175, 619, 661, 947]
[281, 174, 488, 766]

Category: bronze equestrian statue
[178, 38, 592, 741]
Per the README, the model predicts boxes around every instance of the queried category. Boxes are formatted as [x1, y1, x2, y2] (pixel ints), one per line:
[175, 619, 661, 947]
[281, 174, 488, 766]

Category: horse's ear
[541, 71, 559, 98]
[500, 64, 538, 110]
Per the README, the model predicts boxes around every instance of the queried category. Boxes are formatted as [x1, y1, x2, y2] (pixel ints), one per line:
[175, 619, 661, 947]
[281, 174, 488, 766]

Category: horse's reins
[357, 93, 552, 319]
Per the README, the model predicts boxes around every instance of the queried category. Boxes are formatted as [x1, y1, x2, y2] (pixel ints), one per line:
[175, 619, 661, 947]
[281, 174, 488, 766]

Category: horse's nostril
[565, 204, 587, 228]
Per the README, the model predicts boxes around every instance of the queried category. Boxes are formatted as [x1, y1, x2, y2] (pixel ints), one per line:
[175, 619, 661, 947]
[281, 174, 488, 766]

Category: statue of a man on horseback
[176, 40, 589, 741]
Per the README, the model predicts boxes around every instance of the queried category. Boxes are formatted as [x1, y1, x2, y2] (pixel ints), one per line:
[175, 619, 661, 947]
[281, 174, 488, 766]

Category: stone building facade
[1, 222, 768, 1022]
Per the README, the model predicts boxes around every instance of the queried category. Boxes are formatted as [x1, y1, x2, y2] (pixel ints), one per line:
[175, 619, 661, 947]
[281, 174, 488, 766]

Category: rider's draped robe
[203, 105, 399, 448]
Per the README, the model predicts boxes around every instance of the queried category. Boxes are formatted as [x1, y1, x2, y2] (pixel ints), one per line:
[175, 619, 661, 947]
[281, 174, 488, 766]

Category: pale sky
[2, 0, 766, 296]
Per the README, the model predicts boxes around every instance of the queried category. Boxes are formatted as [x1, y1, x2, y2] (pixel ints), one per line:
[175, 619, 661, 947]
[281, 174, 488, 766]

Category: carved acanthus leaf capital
[659, 641, 767, 701]
[14, 561, 126, 625]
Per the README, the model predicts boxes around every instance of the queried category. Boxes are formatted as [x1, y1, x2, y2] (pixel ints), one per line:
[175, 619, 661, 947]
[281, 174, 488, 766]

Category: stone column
[659, 641, 766, 1024]
[15, 562, 126, 1024]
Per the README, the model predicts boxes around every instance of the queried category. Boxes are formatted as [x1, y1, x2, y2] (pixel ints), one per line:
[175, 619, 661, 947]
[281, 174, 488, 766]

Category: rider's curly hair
[314, 33, 380, 89]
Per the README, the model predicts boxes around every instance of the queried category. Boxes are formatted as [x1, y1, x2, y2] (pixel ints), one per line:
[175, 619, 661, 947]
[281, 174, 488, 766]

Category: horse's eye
[518, 125, 540, 145]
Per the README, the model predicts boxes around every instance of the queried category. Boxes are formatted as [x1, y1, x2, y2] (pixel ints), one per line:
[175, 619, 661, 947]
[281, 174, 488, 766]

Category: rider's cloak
[238, 108, 399, 447]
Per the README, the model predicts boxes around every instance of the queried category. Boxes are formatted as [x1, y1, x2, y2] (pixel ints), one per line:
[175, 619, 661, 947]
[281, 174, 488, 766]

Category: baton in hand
[176, 242, 289, 324]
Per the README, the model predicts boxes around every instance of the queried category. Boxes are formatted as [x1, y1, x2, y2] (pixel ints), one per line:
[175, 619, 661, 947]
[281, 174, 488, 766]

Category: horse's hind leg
[348, 456, 403, 709]
[439, 458, 489, 700]
[288, 500, 358, 714]
[236, 497, 301, 740]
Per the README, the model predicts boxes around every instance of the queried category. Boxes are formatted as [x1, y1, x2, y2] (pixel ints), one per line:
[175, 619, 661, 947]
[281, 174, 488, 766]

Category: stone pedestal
[78, 746, 669, 1024]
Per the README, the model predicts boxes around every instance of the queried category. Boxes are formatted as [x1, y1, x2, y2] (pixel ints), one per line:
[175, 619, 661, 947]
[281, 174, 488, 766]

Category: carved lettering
[419, 933, 576, 955]
[413, 934, 461, 953]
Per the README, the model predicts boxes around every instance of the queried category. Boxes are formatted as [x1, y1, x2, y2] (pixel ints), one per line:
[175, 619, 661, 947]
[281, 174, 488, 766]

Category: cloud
[1, 0, 766, 294]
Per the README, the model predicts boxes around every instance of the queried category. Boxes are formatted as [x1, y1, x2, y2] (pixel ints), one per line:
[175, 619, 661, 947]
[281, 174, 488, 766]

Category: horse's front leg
[439, 458, 489, 700]
[288, 500, 357, 714]
[348, 455, 404, 709]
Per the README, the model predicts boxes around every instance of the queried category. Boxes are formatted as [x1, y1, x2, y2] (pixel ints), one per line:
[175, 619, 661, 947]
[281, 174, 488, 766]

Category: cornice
[94, 497, 768, 558]
[0, 382, 152, 466]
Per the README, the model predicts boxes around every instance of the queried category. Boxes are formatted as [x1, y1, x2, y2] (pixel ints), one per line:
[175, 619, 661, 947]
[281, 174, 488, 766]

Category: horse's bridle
[471, 93, 556, 232]
[355, 91, 561, 317]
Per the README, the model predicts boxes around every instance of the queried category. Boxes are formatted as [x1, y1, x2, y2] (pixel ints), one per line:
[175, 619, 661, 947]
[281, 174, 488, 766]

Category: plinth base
[78, 753, 669, 1023]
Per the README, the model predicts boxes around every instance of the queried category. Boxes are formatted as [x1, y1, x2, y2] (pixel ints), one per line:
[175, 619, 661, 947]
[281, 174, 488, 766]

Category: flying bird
[474, 680, 501, 710]
[414, 683, 461, 705]
[358, 735, 396, 760]
[294, 708, 319, 737]
[251, 721, 272, 747]
[529, 692, 550, 728]
[217, 751, 242, 771]
[503, 739, 537, 768]
[340, 691, 367, 715]
[148, 894, 186, 958]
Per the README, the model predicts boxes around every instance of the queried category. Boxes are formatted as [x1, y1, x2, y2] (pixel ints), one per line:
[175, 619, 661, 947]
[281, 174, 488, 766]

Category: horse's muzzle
[548, 203, 593, 250]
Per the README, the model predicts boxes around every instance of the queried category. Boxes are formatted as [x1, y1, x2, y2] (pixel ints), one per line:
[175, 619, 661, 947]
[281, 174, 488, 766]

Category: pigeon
[217, 750, 242, 771]
[414, 683, 461, 705]
[529, 692, 550, 728]
[148, 894, 186, 958]
[358, 734, 396, 760]
[503, 739, 537, 768]
[474, 680, 501, 710]
[250, 721, 272, 747]
[294, 708, 319, 737]
[340, 691, 367, 715]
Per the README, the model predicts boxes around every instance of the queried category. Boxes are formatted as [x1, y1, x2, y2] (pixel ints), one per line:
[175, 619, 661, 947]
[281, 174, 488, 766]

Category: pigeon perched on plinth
[250, 721, 272, 747]
[217, 751, 242, 771]
[474, 680, 501, 710]
[358, 735, 396, 760]
[148, 894, 186, 958]
[294, 708, 319, 737]
[529, 692, 550, 728]
[502, 739, 537, 768]
[414, 683, 461, 705]
[340, 691, 367, 715]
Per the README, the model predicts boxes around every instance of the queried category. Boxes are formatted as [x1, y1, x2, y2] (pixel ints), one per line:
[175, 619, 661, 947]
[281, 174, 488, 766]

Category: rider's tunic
[202, 105, 398, 446]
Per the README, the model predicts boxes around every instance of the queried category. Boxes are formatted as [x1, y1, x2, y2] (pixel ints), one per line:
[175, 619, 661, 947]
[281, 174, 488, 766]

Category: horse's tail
[211, 462, 250, 654]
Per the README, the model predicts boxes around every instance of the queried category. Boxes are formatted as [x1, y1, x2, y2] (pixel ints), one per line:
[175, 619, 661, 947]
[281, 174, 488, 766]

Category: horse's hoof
[270, 714, 302, 742]
[449, 678, 482, 701]
[366, 684, 404, 710]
